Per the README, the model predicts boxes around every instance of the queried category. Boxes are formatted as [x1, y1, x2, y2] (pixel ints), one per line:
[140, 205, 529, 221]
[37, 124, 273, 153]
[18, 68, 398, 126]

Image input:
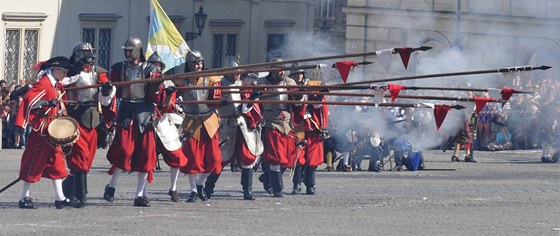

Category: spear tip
[540, 65, 552, 70]
[418, 46, 433, 51]
[452, 105, 466, 110]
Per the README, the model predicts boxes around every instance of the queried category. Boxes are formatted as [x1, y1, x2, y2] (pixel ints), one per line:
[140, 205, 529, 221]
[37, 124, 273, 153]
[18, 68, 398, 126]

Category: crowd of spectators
[475, 74, 560, 151]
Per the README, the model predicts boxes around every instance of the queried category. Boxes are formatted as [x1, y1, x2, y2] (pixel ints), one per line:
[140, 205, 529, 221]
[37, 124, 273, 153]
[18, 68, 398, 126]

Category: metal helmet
[73, 42, 95, 53]
[71, 42, 95, 64]
[187, 50, 204, 63]
[122, 36, 145, 61]
[225, 55, 240, 68]
[186, 50, 204, 72]
[147, 52, 166, 70]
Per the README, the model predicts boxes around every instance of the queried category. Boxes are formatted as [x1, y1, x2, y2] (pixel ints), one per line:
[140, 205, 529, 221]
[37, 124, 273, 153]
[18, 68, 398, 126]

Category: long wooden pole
[65, 46, 432, 91]
[221, 90, 496, 102]
[176, 99, 463, 109]
[174, 65, 551, 91]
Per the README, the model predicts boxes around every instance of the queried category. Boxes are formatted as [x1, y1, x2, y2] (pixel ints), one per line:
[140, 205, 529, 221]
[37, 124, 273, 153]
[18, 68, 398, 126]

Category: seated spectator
[487, 126, 512, 151]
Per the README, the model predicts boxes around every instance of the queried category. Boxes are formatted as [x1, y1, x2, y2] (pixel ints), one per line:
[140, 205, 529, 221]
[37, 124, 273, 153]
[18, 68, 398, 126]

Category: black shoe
[186, 191, 197, 202]
[103, 185, 115, 202]
[72, 199, 85, 208]
[291, 186, 301, 195]
[204, 186, 213, 200]
[18, 197, 38, 209]
[168, 190, 179, 202]
[133, 197, 150, 207]
[306, 187, 316, 195]
[451, 156, 460, 162]
[196, 185, 207, 201]
[54, 198, 72, 209]
[464, 156, 477, 163]
[541, 156, 553, 163]
[273, 191, 283, 198]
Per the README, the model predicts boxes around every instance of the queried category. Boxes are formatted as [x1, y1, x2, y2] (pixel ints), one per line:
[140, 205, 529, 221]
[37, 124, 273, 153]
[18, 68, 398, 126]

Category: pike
[64, 46, 431, 91]
[65, 64, 321, 91]
[176, 99, 466, 110]
[173, 65, 551, 91]
[225, 90, 498, 102]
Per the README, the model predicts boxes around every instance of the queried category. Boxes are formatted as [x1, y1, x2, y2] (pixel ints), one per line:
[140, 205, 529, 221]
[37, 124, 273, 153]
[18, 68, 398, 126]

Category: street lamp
[185, 6, 207, 41]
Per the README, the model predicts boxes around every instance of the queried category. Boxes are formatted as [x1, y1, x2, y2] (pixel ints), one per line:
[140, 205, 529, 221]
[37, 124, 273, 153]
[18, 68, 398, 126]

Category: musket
[0, 178, 21, 194]
[172, 65, 551, 91]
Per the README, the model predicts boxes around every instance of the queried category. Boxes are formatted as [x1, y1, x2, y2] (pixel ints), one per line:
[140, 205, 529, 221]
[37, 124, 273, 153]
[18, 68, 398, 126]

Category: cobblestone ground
[1, 148, 559, 236]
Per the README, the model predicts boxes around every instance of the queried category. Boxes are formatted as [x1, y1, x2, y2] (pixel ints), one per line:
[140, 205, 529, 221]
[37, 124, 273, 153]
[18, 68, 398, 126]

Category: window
[82, 28, 112, 70]
[3, 28, 39, 84]
[320, 0, 335, 18]
[212, 33, 237, 68]
[267, 34, 287, 62]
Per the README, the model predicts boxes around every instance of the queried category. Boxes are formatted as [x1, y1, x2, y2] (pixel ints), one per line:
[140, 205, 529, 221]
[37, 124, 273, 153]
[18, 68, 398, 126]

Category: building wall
[1, 0, 338, 83]
[344, 0, 560, 80]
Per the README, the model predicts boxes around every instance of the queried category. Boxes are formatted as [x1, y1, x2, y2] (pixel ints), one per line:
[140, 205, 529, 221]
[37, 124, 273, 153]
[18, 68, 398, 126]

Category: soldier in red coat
[290, 68, 328, 195]
[61, 42, 114, 208]
[102, 36, 164, 207]
[16, 56, 77, 209]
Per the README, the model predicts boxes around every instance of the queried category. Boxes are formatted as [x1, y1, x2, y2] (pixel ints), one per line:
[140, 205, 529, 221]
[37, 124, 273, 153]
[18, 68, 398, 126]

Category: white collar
[46, 68, 57, 87]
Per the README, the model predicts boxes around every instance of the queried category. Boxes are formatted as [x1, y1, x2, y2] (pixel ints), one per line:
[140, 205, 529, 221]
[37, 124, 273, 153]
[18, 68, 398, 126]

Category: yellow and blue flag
[146, 0, 190, 73]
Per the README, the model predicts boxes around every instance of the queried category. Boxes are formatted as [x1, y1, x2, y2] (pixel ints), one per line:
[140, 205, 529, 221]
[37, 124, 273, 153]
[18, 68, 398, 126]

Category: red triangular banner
[501, 88, 516, 101]
[394, 47, 413, 70]
[473, 97, 492, 114]
[433, 105, 451, 131]
[334, 61, 358, 83]
[387, 84, 405, 103]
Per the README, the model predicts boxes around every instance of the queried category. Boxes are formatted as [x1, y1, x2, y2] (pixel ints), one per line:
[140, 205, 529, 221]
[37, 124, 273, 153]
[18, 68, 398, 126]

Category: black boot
[393, 152, 403, 171]
[259, 164, 271, 194]
[304, 166, 316, 195]
[186, 191, 197, 202]
[241, 168, 255, 200]
[133, 196, 150, 207]
[18, 197, 38, 209]
[73, 172, 87, 208]
[291, 165, 303, 194]
[62, 175, 74, 200]
[196, 185, 207, 201]
[270, 170, 283, 197]
[204, 173, 220, 199]
[103, 185, 115, 202]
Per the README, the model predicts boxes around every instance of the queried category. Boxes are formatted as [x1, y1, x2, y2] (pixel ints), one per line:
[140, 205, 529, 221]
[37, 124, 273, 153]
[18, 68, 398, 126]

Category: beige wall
[1, 0, 329, 83]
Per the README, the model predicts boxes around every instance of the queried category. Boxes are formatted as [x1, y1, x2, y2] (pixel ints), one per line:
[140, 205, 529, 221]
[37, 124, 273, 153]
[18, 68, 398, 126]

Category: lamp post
[185, 6, 207, 41]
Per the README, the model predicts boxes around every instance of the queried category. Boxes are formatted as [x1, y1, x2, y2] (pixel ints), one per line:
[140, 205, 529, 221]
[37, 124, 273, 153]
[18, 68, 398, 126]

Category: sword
[0, 178, 21, 194]
[289, 140, 307, 180]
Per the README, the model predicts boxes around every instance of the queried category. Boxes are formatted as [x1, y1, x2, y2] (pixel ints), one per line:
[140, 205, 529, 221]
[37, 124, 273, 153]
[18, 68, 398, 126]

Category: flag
[146, 0, 190, 73]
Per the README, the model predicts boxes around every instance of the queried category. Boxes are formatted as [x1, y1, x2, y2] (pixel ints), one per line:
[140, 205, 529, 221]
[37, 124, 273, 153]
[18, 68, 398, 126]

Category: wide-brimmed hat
[40, 56, 74, 71]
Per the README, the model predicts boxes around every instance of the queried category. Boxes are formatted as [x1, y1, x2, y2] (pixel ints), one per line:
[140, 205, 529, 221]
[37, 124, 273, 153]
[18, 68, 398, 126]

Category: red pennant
[334, 61, 358, 83]
[394, 47, 413, 70]
[501, 88, 516, 101]
[388, 84, 405, 103]
[31, 61, 46, 70]
[433, 105, 451, 131]
[473, 97, 492, 114]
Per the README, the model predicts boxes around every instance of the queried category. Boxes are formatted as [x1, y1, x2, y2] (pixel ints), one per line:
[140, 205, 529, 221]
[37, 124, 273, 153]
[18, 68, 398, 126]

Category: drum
[47, 117, 80, 146]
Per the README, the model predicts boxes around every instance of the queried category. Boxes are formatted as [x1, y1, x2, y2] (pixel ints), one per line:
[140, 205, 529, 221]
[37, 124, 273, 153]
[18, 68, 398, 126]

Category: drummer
[15, 56, 78, 209]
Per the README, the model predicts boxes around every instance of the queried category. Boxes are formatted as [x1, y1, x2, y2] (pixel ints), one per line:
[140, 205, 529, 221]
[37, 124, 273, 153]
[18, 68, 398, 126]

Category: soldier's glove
[248, 91, 261, 100]
[296, 140, 307, 148]
[101, 82, 113, 96]
[46, 99, 59, 107]
[320, 129, 330, 140]
[165, 86, 177, 95]
[220, 98, 230, 106]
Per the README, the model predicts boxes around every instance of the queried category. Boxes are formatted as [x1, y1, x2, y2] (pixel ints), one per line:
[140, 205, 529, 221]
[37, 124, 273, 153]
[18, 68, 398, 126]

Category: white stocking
[188, 174, 199, 192]
[52, 179, 65, 201]
[108, 168, 122, 188]
[198, 173, 210, 186]
[20, 181, 31, 202]
[136, 172, 148, 198]
[170, 167, 180, 191]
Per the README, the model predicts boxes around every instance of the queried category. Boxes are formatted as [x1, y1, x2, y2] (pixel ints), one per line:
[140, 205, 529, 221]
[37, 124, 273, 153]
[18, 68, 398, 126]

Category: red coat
[292, 95, 329, 168]
[18, 74, 68, 182]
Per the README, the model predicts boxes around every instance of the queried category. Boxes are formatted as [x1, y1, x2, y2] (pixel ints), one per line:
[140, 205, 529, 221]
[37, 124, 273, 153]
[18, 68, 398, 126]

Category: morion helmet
[122, 36, 145, 61]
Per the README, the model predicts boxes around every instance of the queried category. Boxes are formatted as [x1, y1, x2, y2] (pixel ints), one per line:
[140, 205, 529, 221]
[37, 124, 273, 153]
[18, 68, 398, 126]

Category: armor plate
[125, 64, 145, 99]
[238, 116, 263, 156]
[217, 78, 242, 117]
[182, 77, 213, 116]
[69, 71, 98, 102]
